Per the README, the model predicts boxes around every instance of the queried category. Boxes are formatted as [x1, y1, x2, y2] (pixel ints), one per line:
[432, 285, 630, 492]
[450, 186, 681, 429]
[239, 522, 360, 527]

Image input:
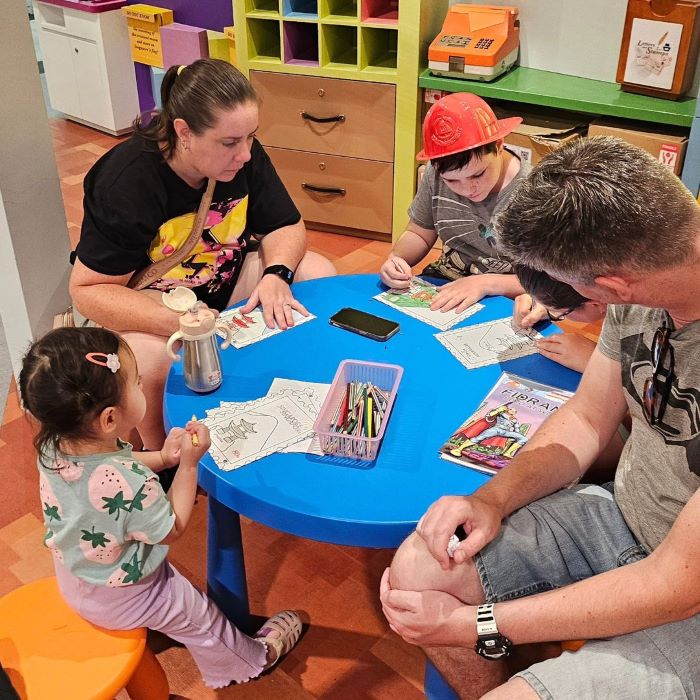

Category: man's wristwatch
[262, 264, 295, 285]
[474, 603, 513, 660]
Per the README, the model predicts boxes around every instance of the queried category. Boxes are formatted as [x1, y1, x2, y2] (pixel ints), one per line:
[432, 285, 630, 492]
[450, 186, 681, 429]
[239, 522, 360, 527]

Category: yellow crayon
[191, 414, 199, 446]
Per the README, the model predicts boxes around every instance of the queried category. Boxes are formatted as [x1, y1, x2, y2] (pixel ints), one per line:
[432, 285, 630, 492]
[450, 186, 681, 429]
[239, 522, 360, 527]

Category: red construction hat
[417, 93, 522, 161]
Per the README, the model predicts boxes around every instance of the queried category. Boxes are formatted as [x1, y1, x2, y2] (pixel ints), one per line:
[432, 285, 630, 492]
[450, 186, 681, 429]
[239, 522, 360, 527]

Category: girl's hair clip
[85, 352, 120, 373]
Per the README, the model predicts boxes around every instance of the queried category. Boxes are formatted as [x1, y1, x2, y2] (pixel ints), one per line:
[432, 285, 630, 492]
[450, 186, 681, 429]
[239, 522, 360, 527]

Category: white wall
[449, 0, 700, 95]
[0, 0, 71, 377]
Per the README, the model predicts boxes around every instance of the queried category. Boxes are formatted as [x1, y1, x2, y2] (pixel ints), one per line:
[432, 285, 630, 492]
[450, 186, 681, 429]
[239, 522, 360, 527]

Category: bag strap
[127, 177, 217, 291]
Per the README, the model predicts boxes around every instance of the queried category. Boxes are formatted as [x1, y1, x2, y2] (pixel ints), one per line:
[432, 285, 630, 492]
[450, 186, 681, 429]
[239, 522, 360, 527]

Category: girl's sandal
[254, 610, 303, 670]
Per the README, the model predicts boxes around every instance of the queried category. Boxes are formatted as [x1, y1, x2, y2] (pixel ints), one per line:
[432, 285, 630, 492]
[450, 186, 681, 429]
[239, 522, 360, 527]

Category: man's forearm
[496, 550, 698, 647]
[475, 396, 619, 518]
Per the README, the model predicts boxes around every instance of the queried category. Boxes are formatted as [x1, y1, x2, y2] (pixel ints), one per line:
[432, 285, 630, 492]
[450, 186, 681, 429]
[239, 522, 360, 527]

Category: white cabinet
[35, 2, 139, 135]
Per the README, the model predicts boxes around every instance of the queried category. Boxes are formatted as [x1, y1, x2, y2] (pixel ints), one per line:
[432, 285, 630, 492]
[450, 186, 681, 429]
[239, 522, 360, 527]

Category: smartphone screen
[329, 307, 400, 341]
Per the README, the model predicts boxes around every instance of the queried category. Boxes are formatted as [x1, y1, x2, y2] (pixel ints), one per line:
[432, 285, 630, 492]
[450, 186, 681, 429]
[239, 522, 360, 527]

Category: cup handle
[166, 331, 184, 361]
[216, 322, 233, 350]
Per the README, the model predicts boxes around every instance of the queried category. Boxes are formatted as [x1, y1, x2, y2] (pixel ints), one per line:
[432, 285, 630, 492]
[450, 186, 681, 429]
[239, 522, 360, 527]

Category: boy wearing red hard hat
[379, 93, 529, 314]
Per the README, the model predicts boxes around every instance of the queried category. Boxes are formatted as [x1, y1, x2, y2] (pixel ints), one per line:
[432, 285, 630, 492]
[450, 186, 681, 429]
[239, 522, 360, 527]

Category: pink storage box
[161, 23, 209, 70]
[313, 360, 403, 462]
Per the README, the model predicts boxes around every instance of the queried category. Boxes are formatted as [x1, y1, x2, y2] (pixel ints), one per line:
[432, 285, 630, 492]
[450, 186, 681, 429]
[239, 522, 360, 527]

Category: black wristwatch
[474, 603, 513, 660]
[263, 264, 295, 285]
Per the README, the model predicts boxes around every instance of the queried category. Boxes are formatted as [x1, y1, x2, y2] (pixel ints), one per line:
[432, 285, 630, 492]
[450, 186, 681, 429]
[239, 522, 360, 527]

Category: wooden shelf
[419, 66, 697, 128]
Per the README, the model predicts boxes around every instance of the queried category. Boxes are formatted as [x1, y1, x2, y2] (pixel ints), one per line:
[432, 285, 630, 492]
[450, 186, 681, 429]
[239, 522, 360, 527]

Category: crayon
[191, 414, 199, 446]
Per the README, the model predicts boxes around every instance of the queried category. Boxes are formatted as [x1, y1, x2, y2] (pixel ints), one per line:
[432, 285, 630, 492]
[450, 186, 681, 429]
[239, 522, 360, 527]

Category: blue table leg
[207, 496, 253, 632]
[424, 659, 459, 700]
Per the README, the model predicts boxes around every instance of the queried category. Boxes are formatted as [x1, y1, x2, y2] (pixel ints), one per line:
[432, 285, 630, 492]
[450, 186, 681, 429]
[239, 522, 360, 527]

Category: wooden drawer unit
[251, 71, 396, 162]
[266, 147, 393, 234]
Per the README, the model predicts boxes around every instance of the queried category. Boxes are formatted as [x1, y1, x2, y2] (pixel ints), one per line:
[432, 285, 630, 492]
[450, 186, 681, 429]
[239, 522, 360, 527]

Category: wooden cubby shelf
[245, 0, 280, 18]
[284, 20, 320, 65]
[361, 0, 398, 25]
[247, 17, 282, 63]
[283, 0, 318, 19]
[360, 25, 397, 73]
[321, 23, 358, 68]
[321, 0, 358, 22]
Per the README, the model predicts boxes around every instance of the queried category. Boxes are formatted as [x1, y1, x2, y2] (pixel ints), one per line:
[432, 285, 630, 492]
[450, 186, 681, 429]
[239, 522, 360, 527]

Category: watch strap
[476, 603, 499, 636]
[263, 264, 294, 285]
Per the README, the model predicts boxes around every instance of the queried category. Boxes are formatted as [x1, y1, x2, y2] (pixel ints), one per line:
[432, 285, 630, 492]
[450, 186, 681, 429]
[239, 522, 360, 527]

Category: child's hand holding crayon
[181, 417, 211, 463]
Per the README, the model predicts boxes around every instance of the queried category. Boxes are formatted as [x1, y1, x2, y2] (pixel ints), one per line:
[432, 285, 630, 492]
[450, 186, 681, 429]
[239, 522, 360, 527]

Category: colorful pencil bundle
[329, 381, 390, 439]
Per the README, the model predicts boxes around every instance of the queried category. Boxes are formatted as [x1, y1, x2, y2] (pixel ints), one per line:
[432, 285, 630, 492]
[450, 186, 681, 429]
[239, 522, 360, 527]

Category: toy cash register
[429, 5, 520, 82]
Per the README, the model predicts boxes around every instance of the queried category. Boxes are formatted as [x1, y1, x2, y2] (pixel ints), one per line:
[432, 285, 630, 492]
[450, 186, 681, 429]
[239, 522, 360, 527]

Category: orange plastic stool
[561, 639, 586, 652]
[0, 577, 169, 700]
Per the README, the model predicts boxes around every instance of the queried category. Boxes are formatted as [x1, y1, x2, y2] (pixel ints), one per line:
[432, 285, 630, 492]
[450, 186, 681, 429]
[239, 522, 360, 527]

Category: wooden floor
[3, 118, 442, 699]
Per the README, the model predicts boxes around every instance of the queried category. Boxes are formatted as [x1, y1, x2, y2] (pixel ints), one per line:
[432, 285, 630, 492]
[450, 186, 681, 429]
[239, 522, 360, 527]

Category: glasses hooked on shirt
[642, 323, 675, 427]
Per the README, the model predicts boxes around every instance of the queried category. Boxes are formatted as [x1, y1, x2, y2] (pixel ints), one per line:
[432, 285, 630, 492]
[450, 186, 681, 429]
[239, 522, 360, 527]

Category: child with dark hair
[19, 327, 302, 689]
[513, 264, 608, 372]
[379, 93, 527, 313]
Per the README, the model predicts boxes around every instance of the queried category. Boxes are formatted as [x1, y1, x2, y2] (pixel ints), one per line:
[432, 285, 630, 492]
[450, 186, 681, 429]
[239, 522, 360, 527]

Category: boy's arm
[392, 221, 438, 266]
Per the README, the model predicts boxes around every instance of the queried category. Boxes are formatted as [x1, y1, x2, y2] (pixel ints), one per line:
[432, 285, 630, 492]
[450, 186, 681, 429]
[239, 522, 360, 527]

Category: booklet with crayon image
[440, 373, 574, 475]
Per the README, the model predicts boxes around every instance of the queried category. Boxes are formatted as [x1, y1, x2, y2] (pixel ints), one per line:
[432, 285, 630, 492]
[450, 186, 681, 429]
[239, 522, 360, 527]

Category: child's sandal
[254, 610, 303, 669]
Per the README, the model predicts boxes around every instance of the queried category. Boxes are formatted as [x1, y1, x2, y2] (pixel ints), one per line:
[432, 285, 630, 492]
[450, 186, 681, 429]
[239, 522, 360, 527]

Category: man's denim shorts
[475, 483, 700, 699]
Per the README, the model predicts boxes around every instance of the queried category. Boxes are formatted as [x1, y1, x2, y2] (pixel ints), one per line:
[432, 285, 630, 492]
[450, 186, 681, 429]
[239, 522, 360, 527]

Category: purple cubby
[283, 21, 319, 65]
[161, 23, 210, 69]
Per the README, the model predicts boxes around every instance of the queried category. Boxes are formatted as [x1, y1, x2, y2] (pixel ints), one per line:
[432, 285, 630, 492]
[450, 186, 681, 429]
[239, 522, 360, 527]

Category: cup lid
[162, 287, 198, 312]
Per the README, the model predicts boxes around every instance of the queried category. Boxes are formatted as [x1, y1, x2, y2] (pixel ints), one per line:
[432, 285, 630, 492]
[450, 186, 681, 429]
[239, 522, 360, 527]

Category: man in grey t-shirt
[378, 93, 533, 315]
[380, 137, 700, 700]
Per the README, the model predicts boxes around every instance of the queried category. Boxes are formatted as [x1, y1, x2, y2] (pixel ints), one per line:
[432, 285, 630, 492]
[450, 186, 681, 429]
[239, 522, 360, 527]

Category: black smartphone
[329, 307, 400, 341]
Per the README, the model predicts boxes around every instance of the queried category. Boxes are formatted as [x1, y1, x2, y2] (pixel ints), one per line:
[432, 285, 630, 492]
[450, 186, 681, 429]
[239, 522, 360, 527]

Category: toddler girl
[19, 326, 302, 689]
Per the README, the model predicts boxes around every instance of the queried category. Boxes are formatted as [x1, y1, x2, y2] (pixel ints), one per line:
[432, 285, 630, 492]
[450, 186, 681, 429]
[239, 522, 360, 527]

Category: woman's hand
[513, 294, 548, 329]
[379, 255, 412, 290]
[380, 569, 473, 647]
[430, 277, 489, 313]
[240, 275, 309, 330]
[537, 334, 597, 373]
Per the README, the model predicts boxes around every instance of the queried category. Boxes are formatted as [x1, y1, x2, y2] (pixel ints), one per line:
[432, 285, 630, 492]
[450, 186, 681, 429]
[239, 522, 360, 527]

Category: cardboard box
[588, 119, 688, 175]
[207, 30, 230, 62]
[123, 4, 174, 68]
[496, 107, 589, 167]
[161, 23, 209, 70]
[224, 26, 237, 66]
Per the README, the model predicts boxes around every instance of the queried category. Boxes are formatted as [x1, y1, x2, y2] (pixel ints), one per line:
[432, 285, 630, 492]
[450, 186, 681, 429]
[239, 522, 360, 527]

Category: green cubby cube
[247, 18, 282, 62]
[360, 25, 397, 72]
[321, 23, 358, 68]
[321, 0, 358, 21]
[245, 0, 281, 16]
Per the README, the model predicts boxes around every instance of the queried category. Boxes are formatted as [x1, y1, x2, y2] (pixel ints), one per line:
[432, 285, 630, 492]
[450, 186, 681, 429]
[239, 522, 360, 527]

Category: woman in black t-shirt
[70, 59, 336, 455]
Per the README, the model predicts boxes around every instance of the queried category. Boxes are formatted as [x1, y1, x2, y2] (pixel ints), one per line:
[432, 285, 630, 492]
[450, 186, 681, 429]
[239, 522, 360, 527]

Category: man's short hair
[431, 142, 499, 175]
[495, 136, 700, 284]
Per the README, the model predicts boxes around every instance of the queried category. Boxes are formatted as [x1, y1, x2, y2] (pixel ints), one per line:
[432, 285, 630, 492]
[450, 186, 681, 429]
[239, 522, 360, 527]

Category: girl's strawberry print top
[39, 440, 175, 586]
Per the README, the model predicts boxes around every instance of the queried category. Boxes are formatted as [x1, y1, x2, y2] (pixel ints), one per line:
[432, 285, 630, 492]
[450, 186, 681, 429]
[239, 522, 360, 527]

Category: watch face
[475, 635, 512, 660]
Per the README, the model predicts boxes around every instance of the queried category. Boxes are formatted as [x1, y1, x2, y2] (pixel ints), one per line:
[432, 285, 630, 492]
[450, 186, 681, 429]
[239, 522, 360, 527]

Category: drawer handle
[301, 111, 346, 124]
[302, 183, 346, 196]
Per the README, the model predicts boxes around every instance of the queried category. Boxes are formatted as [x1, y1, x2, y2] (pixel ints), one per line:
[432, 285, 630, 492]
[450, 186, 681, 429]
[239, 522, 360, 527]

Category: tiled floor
[5, 118, 442, 699]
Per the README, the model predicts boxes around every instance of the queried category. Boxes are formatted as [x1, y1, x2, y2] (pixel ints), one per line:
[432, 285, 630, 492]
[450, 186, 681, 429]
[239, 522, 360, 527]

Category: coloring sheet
[266, 379, 331, 455]
[374, 277, 484, 330]
[218, 307, 315, 349]
[435, 318, 543, 369]
[204, 393, 317, 471]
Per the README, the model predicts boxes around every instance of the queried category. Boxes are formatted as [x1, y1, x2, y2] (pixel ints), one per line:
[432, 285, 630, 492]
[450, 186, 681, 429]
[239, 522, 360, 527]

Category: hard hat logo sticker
[431, 114, 463, 147]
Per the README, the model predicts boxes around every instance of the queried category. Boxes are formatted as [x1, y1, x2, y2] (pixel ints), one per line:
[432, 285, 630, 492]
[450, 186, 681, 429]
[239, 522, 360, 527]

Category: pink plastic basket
[313, 360, 403, 461]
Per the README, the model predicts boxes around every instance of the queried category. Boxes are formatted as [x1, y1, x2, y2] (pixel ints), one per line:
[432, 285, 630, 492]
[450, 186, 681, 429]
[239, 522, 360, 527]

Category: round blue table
[164, 274, 580, 627]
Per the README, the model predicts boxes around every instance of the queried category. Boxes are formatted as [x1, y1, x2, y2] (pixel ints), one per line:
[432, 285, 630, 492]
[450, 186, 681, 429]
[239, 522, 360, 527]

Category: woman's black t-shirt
[76, 135, 300, 311]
